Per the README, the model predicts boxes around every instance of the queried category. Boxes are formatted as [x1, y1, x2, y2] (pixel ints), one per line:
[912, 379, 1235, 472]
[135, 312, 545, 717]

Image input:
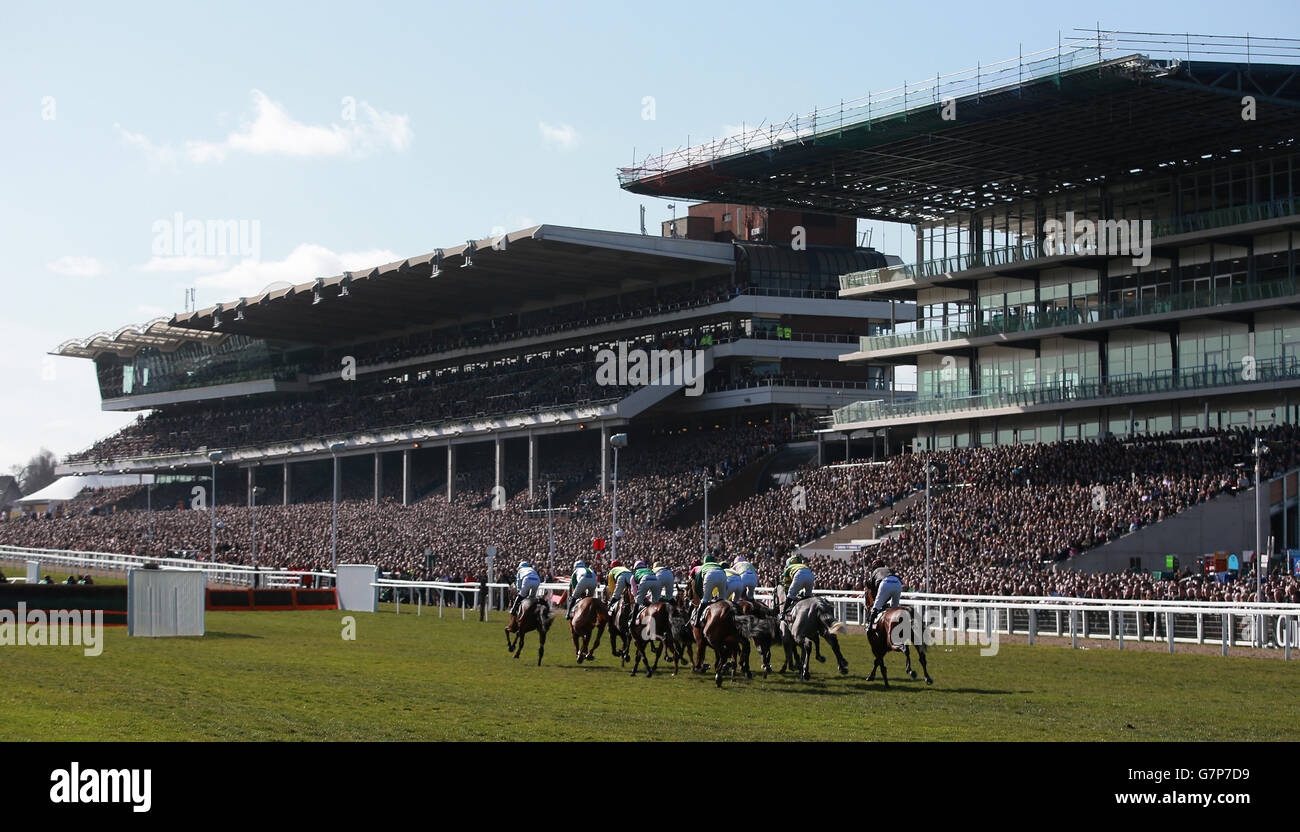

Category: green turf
[2, 607, 1296, 741]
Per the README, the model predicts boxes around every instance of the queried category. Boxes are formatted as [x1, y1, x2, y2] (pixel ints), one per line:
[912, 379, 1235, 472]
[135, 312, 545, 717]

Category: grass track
[2, 608, 1296, 741]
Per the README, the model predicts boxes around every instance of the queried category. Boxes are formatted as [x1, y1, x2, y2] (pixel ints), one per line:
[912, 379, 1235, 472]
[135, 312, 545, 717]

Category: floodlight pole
[208, 451, 223, 562]
[546, 480, 557, 578]
[146, 481, 153, 542]
[925, 461, 932, 594]
[702, 473, 712, 557]
[611, 446, 620, 562]
[251, 480, 258, 569]
[331, 445, 343, 571]
[1255, 437, 1265, 645]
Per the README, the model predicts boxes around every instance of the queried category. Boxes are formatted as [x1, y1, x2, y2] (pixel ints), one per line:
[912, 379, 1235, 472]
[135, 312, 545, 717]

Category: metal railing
[0, 545, 335, 589]
[833, 355, 1300, 426]
[858, 276, 1300, 353]
[841, 197, 1300, 292]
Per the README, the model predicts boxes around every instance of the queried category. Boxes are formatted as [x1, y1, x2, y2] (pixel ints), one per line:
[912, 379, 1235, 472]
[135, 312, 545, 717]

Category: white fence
[0, 545, 334, 590]
[5, 545, 1295, 657]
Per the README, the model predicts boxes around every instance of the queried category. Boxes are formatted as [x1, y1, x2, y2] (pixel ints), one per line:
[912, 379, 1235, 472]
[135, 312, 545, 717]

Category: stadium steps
[1053, 485, 1270, 574]
[613, 349, 715, 419]
[798, 487, 925, 560]
[663, 447, 782, 531]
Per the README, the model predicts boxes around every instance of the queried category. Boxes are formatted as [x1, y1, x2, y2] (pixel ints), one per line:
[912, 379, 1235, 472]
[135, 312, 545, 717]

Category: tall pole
[547, 480, 556, 578]
[251, 479, 258, 568]
[210, 460, 217, 561]
[146, 481, 152, 542]
[702, 473, 710, 557]
[332, 453, 340, 571]
[611, 446, 619, 562]
[925, 461, 932, 594]
[1255, 438, 1265, 645]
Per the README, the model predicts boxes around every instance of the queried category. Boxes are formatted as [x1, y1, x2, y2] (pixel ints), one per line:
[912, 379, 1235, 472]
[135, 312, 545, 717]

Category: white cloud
[46, 256, 107, 278]
[193, 243, 402, 299]
[138, 255, 228, 274]
[117, 90, 413, 165]
[538, 121, 578, 150]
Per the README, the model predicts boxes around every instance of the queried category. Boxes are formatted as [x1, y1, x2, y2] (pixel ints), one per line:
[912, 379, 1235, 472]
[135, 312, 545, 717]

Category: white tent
[16, 474, 155, 506]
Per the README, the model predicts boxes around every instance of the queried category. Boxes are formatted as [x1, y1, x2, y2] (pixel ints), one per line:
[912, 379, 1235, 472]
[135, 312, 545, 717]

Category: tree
[10, 448, 58, 496]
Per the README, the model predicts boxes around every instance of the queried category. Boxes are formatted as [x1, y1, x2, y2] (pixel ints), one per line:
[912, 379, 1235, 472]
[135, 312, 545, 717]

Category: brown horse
[569, 596, 608, 664]
[505, 596, 552, 665]
[629, 601, 684, 677]
[866, 606, 933, 687]
[694, 601, 752, 688]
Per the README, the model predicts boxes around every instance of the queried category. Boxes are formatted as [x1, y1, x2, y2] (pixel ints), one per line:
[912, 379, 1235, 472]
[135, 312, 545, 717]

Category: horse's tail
[818, 599, 846, 635]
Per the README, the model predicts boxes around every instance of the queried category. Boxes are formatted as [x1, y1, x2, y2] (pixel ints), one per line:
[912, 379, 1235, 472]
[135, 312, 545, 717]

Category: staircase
[798, 488, 925, 560]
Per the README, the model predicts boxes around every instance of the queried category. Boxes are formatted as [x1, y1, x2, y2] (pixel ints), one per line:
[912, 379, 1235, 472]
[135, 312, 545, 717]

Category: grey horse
[781, 595, 849, 680]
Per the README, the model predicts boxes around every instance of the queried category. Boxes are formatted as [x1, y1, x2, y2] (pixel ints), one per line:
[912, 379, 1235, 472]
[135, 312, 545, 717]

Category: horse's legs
[813, 632, 826, 663]
[825, 633, 850, 675]
[630, 639, 643, 676]
[537, 626, 546, 666]
[714, 645, 727, 688]
[650, 640, 662, 674]
[572, 626, 583, 663]
[904, 643, 918, 680]
[741, 638, 753, 680]
[505, 627, 514, 652]
[589, 621, 605, 658]
[514, 630, 525, 659]
[916, 642, 933, 685]
[877, 653, 890, 688]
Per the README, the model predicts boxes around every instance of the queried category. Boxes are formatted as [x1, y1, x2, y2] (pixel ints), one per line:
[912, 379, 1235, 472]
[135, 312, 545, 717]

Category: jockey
[691, 553, 728, 627]
[654, 562, 675, 602]
[866, 561, 902, 627]
[606, 560, 632, 612]
[781, 553, 815, 616]
[730, 555, 758, 601]
[566, 559, 598, 620]
[512, 559, 541, 616]
[630, 559, 660, 620]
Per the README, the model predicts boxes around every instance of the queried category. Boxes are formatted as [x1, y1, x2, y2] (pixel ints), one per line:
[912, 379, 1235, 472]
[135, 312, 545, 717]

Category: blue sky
[1, 0, 1294, 471]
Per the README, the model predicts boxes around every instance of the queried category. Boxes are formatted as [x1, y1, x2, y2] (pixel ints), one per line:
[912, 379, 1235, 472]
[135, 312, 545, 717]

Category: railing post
[1118, 610, 1124, 650]
[1028, 608, 1036, 645]
[1167, 612, 1175, 654]
[1222, 613, 1229, 656]
[1070, 608, 1078, 649]
[1197, 613, 1204, 644]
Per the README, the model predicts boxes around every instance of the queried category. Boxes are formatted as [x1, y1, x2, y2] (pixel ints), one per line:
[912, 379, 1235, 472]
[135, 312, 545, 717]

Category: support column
[528, 433, 538, 501]
[446, 444, 457, 502]
[600, 425, 610, 495]
[494, 436, 504, 496]
[282, 461, 292, 506]
[817, 432, 825, 466]
[247, 467, 254, 507]
[373, 453, 383, 504]
[401, 449, 412, 506]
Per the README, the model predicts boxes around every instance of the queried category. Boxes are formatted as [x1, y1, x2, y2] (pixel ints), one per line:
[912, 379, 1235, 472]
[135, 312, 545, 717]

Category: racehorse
[773, 585, 830, 671]
[735, 598, 779, 676]
[605, 587, 634, 664]
[569, 596, 608, 664]
[782, 595, 849, 681]
[629, 601, 685, 677]
[866, 606, 933, 687]
[505, 596, 553, 666]
[694, 600, 752, 688]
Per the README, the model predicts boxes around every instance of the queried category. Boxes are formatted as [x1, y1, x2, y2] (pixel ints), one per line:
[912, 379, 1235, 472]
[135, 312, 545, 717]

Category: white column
[402, 450, 412, 506]
[446, 444, 457, 502]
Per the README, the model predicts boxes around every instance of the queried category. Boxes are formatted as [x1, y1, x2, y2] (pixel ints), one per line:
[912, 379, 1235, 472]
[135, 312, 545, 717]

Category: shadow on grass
[203, 631, 265, 639]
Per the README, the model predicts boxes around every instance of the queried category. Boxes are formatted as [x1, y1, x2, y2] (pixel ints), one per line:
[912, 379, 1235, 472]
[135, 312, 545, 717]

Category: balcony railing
[858, 275, 1300, 353]
[840, 196, 1300, 292]
[832, 355, 1300, 426]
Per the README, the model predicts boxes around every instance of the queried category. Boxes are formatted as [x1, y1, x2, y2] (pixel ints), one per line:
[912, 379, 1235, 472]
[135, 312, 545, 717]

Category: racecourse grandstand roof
[54, 225, 735, 357]
[618, 31, 1300, 223]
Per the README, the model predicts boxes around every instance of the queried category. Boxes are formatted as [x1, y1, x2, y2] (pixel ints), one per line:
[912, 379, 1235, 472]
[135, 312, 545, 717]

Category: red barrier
[206, 587, 338, 611]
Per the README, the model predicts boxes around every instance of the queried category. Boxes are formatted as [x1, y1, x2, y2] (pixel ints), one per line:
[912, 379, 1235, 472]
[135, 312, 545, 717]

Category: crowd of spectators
[14, 425, 1300, 604]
